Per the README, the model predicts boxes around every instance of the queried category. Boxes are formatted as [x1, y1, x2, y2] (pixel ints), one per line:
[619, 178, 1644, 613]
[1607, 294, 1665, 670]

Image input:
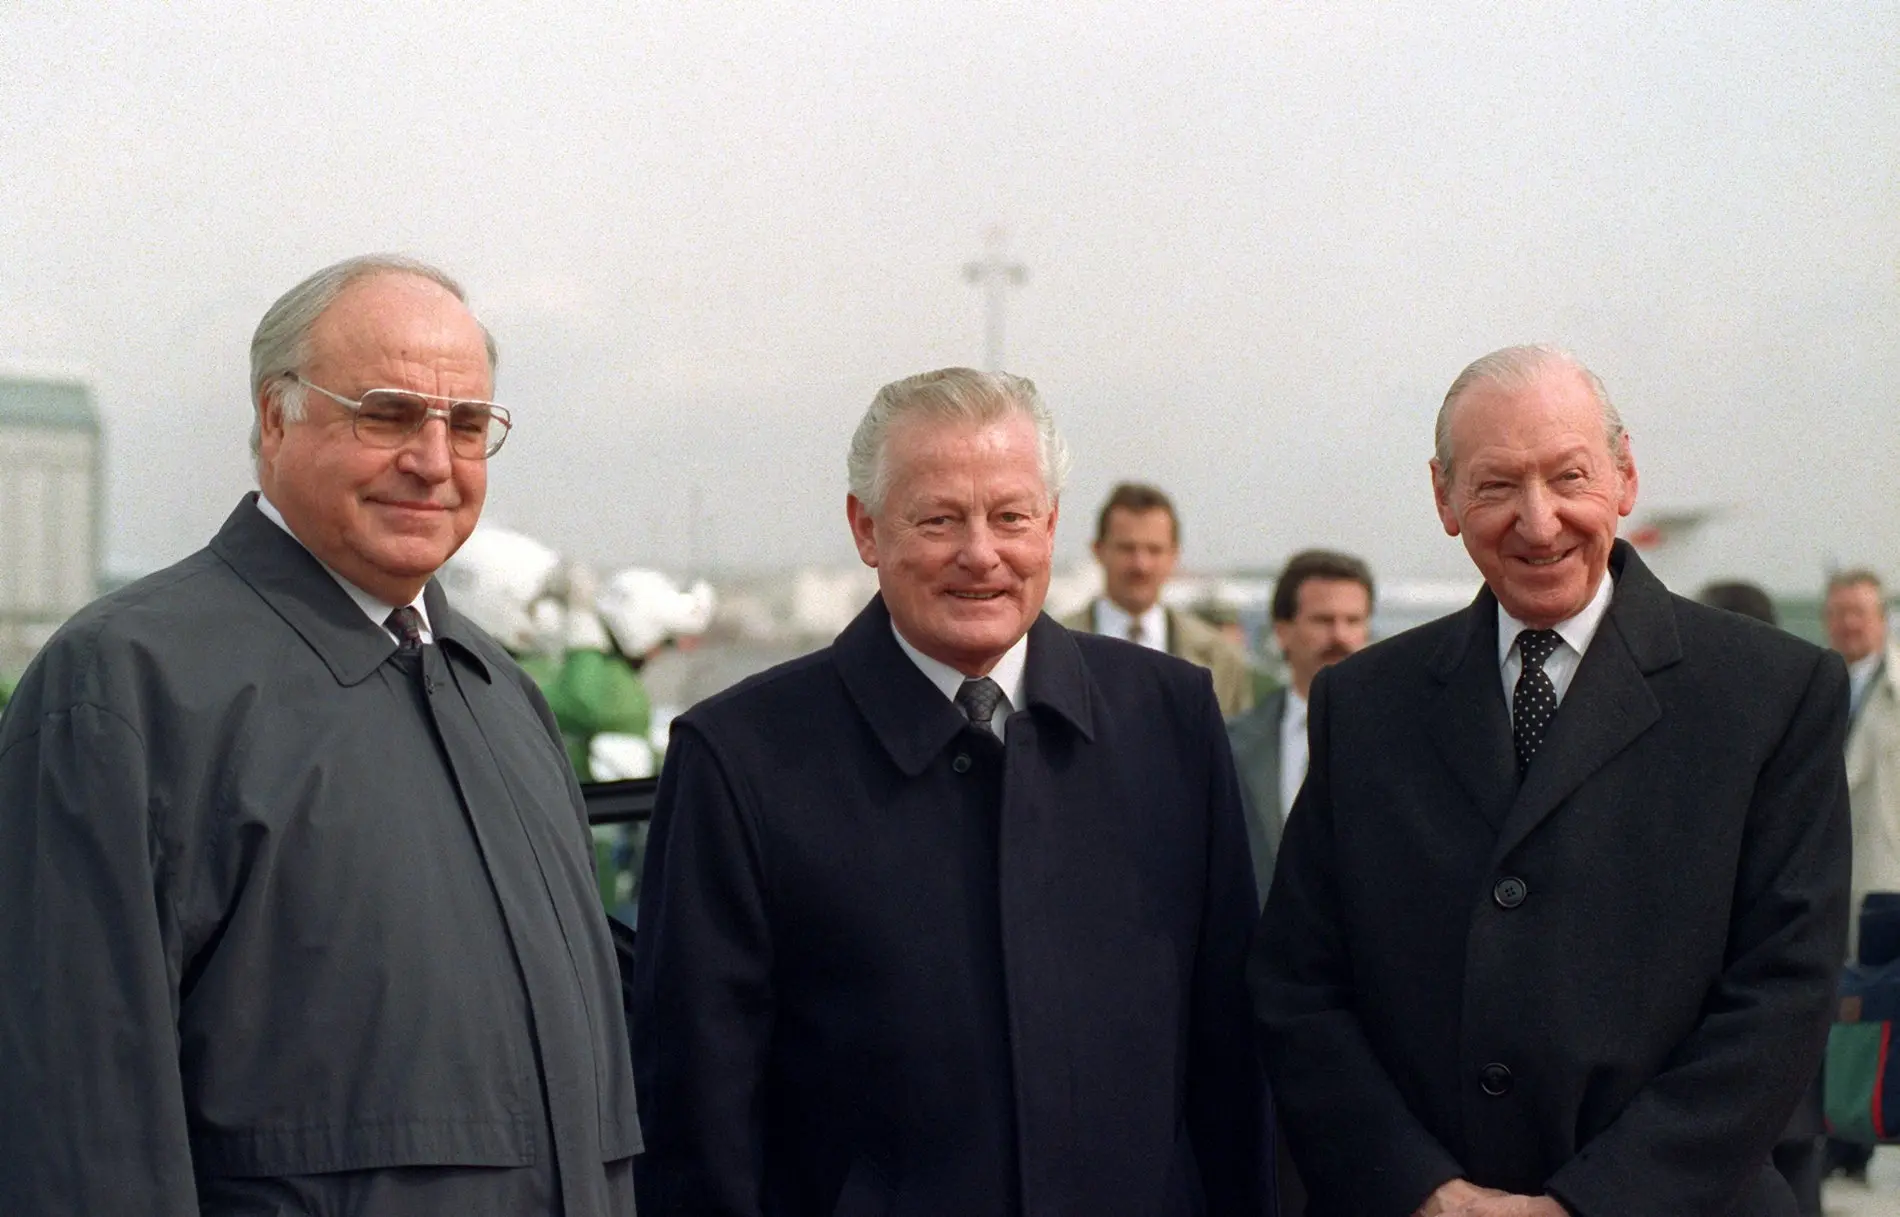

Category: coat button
[1493, 876, 1528, 909]
[952, 753, 972, 774]
[1479, 1062, 1514, 1096]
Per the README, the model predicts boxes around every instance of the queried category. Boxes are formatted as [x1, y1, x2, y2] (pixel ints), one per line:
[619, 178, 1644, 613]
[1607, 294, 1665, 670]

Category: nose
[957, 520, 1001, 572]
[395, 416, 455, 482]
[1515, 483, 1560, 546]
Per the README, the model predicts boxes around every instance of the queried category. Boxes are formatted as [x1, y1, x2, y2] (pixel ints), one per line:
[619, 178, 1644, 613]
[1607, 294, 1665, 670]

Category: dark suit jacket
[1228, 686, 1290, 908]
[632, 597, 1268, 1217]
[1251, 542, 1850, 1217]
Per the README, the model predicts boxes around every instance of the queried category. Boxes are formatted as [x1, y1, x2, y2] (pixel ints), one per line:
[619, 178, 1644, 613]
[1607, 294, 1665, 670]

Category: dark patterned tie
[1512, 628, 1563, 772]
[386, 606, 425, 669]
[955, 677, 1005, 737]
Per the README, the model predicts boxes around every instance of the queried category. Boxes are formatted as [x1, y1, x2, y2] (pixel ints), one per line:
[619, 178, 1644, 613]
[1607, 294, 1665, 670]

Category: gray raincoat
[0, 497, 640, 1215]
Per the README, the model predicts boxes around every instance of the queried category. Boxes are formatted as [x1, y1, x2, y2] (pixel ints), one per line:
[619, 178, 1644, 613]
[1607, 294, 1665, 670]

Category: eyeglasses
[286, 374, 513, 459]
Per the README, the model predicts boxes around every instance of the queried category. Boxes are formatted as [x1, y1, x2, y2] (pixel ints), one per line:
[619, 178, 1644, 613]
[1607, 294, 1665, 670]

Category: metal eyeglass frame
[285, 373, 513, 458]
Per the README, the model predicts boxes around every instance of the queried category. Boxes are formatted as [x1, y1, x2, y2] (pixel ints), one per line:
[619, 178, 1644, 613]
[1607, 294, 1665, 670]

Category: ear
[1430, 459, 1460, 537]
[846, 494, 879, 568]
[257, 383, 288, 462]
[1272, 617, 1295, 657]
[1615, 435, 1639, 517]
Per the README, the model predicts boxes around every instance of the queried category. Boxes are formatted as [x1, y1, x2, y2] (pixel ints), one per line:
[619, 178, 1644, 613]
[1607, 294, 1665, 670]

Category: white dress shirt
[1094, 599, 1168, 651]
[255, 495, 432, 644]
[891, 623, 1028, 739]
[1497, 573, 1613, 718]
[1278, 689, 1309, 824]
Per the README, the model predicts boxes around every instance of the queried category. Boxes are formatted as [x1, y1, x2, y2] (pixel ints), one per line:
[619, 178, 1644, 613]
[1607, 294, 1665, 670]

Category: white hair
[1433, 343, 1627, 477]
[248, 253, 497, 459]
[847, 367, 1071, 513]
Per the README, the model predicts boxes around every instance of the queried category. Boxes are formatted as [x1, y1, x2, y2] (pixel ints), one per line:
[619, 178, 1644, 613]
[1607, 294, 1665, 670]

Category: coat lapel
[1491, 542, 1678, 863]
[1427, 591, 1518, 832]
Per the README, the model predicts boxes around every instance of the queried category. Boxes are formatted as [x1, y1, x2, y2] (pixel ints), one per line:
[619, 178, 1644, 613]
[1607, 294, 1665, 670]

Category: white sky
[3, 1, 1896, 593]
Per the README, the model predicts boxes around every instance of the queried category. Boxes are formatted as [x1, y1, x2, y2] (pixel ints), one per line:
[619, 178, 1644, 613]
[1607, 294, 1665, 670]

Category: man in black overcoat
[1251, 345, 1850, 1217]
[633, 368, 1269, 1216]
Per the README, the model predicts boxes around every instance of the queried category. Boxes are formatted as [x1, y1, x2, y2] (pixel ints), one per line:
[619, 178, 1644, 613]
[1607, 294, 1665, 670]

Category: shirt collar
[1849, 649, 1885, 686]
[890, 621, 1029, 713]
[1496, 569, 1614, 669]
[1095, 597, 1167, 646]
[254, 494, 431, 640]
[1285, 686, 1308, 724]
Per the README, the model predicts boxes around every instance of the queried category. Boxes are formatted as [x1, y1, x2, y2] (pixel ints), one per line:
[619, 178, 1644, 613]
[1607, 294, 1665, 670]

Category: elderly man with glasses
[0, 255, 640, 1216]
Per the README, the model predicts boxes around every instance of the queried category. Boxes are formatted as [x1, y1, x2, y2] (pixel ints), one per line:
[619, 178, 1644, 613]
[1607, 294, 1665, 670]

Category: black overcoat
[632, 596, 1268, 1216]
[1251, 542, 1850, 1217]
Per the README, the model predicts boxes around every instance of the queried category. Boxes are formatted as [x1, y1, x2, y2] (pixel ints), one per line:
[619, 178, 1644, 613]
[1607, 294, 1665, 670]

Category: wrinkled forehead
[308, 274, 493, 386]
[884, 412, 1048, 493]
[1447, 368, 1612, 468]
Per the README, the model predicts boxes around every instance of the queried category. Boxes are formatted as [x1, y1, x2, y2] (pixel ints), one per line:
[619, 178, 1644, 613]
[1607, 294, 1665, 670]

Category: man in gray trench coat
[0, 255, 640, 1214]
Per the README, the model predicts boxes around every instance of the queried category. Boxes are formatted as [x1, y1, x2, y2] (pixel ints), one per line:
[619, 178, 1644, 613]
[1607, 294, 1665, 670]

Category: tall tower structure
[962, 228, 1027, 372]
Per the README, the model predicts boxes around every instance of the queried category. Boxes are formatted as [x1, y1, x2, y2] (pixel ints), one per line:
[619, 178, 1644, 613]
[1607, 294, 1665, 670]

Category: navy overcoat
[633, 596, 1268, 1216]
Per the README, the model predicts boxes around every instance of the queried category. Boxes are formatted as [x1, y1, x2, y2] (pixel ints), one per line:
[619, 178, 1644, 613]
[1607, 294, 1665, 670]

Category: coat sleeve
[1545, 650, 1852, 1216]
[631, 722, 774, 1217]
[0, 696, 200, 1215]
[1188, 677, 1274, 1217]
[1249, 667, 1466, 1214]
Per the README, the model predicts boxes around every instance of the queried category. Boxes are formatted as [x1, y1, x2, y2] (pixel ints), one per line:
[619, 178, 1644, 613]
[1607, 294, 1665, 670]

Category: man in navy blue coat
[632, 368, 1268, 1216]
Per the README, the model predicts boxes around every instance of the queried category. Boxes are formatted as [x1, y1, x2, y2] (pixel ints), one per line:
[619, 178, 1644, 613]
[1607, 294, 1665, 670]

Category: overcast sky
[4, 2, 1896, 593]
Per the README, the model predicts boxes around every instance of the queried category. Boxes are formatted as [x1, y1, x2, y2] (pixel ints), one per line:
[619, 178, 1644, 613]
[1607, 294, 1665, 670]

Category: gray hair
[1433, 344, 1627, 477]
[847, 367, 1072, 513]
[248, 253, 497, 458]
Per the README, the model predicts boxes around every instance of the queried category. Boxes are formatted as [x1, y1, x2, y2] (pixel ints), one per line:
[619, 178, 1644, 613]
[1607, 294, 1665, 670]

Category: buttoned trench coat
[1252, 543, 1850, 1217]
[632, 596, 1268, 1217]
[0, 498, 641, 1215]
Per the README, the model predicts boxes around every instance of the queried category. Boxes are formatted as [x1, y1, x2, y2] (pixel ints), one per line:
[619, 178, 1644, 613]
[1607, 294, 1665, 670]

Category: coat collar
[1429, 540, 1680, 850]
[209, 494, 492, 687]
[834, 595, 1096, 776]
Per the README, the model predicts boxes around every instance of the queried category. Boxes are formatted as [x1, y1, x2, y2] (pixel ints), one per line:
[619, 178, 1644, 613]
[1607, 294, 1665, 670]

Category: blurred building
[0, 373, 101, 677]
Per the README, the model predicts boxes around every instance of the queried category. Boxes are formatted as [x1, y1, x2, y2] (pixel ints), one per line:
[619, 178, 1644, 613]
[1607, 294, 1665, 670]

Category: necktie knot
[1125, 618, 1144, 644]
[386, 606, 425, 656]
[1516, 628, 1562, 670]
[955, 677, 1005, 735]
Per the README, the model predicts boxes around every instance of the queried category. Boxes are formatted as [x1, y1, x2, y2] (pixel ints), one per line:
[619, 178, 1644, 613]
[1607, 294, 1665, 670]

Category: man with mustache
[632, 367, 1268, 1216]
[1228, 549, 1375, 906]
[1252, 345, 1849, 1216]
[0, 255, 639, 1215]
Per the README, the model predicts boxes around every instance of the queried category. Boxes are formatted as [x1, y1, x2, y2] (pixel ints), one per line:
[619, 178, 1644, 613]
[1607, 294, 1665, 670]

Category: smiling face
[257, 273, 492, 606]
[848, 411, 1058, 675]
[1432, 366, 1637, 629]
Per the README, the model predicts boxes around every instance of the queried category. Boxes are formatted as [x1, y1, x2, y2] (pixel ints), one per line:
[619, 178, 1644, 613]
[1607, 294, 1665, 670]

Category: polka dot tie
[955, 677, 1004, 737]
[1512, 628, 1563, 772]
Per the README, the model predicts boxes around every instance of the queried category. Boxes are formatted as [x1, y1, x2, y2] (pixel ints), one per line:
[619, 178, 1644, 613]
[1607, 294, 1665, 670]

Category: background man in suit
[632, 368, 1267, 1216]
[1821, 570, 1899, 1184]
[1826, 570, 1900, 956]
[1252, 344, 1850, 1216]
[1061, 481, 1256, 716]
[0, 255, 639, 1215]
[1228, 549, 1375, 905]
